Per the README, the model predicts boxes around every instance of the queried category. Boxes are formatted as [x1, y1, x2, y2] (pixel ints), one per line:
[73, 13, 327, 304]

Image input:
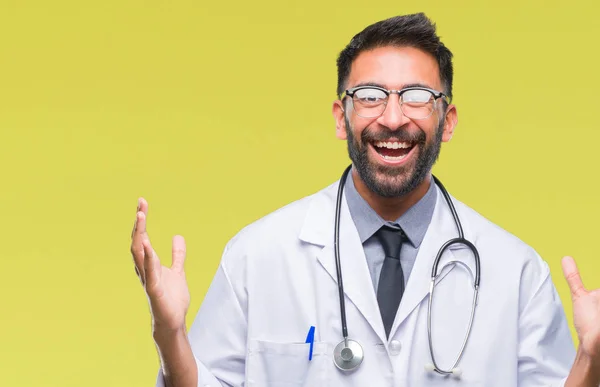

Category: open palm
[131, 198, 190, 332]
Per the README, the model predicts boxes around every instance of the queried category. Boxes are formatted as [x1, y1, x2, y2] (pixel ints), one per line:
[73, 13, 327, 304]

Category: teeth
[382, 154, 409, 161]
[375, 141, 411, 149]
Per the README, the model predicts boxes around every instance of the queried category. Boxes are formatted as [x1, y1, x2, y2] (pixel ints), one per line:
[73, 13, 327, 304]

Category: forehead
[347, 45, 441, 90]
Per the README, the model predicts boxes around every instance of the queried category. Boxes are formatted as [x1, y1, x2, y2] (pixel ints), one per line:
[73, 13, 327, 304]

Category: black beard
[345, 116, 444, 198]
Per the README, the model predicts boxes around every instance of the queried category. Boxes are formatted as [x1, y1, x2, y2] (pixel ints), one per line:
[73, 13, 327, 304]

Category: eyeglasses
[342, 85, 450, 120]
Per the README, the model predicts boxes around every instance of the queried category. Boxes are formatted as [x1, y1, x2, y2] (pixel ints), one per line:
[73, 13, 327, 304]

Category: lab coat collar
[298, 179, 476, 343]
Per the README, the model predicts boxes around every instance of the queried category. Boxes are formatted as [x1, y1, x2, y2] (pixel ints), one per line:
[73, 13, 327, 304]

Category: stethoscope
[332, 164, 481, 377]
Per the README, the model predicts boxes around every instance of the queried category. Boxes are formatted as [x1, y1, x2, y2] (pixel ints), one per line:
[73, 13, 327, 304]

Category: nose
[377, 94, 411, 130]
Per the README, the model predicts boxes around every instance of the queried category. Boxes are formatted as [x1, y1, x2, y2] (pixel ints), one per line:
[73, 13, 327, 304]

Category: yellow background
[1, 0, 598, 385]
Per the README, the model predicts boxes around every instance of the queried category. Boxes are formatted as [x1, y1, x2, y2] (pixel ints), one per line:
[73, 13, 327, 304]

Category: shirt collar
[344, 169, 437, 248]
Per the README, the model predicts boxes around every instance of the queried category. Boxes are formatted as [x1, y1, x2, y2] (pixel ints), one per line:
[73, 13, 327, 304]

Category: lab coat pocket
[246, 339, 330, 386]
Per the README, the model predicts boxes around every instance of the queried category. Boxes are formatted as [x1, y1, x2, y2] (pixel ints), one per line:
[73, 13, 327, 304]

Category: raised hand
[562, 256, 600, 359]
[131, 198, 191, 332]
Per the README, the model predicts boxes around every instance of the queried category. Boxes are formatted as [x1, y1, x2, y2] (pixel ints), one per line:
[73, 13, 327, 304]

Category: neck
[351, 169, 432, 222]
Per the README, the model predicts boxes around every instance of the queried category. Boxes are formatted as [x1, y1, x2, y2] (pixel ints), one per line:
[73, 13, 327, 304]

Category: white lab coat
[156, 179, 576, 387]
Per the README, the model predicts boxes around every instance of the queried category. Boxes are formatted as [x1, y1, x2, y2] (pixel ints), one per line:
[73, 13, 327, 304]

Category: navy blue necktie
[375, 225, 406, 338]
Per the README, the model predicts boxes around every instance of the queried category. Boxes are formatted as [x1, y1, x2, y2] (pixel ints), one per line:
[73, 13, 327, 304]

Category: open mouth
[371, 140, 415, 163]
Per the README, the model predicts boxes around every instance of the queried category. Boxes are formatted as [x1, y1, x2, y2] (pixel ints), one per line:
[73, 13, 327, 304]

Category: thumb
[561, 256, 587, 300]
[171, 235, 186, 273]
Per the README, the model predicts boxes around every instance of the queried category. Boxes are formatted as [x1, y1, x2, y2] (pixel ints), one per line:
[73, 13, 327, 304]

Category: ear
[441, 103, 458, 142]
[332, 99, 348, 140]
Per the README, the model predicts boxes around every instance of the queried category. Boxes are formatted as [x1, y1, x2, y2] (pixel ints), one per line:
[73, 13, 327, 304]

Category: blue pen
[305, 326, 315, 360]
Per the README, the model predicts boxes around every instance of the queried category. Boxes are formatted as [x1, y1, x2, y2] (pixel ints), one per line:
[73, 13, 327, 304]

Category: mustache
[360, 127, 426, 144]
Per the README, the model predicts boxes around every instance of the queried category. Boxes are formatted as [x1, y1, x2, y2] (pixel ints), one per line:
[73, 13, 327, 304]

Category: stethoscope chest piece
[333, 339, 364, 371]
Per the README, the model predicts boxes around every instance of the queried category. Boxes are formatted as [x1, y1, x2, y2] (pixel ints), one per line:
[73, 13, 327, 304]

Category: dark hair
[336, 13, 454, 100]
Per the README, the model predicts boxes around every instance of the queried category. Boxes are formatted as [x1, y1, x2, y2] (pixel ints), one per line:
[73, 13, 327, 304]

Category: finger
[130, 211, 148, 281]
[130, 198, 143, 238]
[138, 197, 149, 216]
[143, 239, 160, 290]
[562, 256, 587, 300]
[131, 198, 148, 239]
[171, 235, 186, 273]
[132, 198, 149, 238]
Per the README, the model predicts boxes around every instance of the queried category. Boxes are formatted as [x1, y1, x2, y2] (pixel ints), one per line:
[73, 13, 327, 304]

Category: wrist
[566, 347, 600, 387]
[153, 322, 187, 343]
[151, 322, 197, 387]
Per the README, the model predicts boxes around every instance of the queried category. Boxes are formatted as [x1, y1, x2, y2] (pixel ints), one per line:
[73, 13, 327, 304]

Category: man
[130, 13, 600, 387]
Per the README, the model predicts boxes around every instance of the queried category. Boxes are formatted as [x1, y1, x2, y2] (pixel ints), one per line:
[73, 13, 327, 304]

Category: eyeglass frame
[341, 85, 451, 120]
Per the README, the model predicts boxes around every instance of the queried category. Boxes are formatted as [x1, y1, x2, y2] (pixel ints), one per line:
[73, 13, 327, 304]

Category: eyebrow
[350, 82, 434, 90]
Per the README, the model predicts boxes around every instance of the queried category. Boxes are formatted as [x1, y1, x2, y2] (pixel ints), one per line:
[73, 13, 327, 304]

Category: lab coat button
[389, 340, 401, 355]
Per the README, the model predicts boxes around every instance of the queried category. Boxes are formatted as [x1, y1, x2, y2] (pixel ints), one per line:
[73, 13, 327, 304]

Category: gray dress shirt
[344, 172, 437, 291]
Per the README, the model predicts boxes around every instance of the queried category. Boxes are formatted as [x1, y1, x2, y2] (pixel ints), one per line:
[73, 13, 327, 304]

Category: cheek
[417, 119, 438, 144]
[421, 117, 444, 141]
[340, 116, 370, 142]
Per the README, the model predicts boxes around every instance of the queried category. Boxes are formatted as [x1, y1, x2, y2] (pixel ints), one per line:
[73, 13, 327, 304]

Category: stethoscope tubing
[333, 164, 481, 374]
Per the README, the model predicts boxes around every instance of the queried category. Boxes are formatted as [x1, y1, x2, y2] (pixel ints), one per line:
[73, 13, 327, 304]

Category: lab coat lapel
[390, 185, 464, 336]
[299, 181, 387, 342]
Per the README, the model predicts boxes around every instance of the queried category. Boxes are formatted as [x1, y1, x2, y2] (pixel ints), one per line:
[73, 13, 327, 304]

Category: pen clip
[305, 326, 315, 361]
